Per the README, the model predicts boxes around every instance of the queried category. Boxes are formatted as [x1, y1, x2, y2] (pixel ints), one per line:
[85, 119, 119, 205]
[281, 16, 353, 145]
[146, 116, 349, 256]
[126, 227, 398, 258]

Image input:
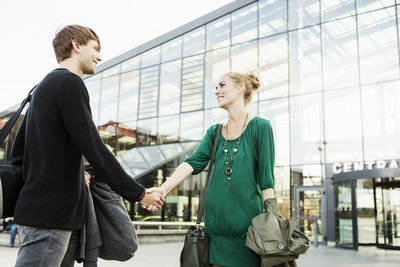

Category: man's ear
[71, 40, 80, 53]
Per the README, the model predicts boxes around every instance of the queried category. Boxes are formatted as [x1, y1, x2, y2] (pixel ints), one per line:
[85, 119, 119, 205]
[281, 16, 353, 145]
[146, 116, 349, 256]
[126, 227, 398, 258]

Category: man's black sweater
[11, 68, 145, 230]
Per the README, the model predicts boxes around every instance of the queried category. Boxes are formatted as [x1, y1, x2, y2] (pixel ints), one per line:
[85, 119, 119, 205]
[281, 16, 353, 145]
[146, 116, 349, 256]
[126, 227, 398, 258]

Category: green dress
[185, 116, 275, 267]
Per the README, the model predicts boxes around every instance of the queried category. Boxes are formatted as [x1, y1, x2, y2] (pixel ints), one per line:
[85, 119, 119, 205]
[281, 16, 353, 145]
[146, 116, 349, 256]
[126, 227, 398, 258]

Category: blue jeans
[2, 224, 18, 246]
[14, 225, 72, 267]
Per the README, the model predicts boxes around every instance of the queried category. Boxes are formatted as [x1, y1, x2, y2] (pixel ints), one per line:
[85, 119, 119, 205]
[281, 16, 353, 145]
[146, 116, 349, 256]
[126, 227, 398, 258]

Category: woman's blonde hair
[224, 70, 261, 105]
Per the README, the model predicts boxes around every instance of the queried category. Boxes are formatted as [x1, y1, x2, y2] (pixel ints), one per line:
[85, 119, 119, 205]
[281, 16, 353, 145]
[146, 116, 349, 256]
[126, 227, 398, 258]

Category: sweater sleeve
[184, 124, 218, 175]
[56, 73, 145, 203]
[257, 119, 275, 189]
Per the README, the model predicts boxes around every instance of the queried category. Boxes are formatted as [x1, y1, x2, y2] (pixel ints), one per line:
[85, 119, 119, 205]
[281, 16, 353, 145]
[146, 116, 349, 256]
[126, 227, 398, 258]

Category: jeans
[14, 225, 72, 267]
[2, 224, 18, 246]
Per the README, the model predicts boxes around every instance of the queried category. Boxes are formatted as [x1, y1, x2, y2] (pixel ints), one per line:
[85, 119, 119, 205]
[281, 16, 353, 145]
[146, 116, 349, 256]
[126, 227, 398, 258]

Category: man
[0, 217, 18, 247]
[11, 25, 164, 266]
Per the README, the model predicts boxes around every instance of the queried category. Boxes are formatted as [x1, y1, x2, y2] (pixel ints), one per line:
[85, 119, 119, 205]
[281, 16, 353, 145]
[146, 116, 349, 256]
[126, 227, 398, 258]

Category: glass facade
[1, 0, 400, 244]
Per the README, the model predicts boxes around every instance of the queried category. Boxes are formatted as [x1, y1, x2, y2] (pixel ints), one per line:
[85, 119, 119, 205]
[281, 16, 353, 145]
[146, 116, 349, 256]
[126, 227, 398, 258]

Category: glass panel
[161, 37, 182, 62]
[289, 26, 322, 95]
[376, 182, 400, 247]
[183, 27, 205, 57]
[204, 108, 226, 131]
[290, 93, 324, 165]
[137, 118, 158, 146]
[356, 178, 376, 244]
[121, 56, 140, 72]
[159, 60, 181, 116]
[118, 70, 139, 123]
[259, 0, 287, 37]
[205, 48, 230, 109]
[158, 114, 179, 144]
[299, 190, 322, 242]
[274, 167, 291, 218]
[321, 0, 356, 22]
[357, 0, 395, 13]
[231, 3, 258, 45]
[259, 34, 288, 100]
[324, 88, 363, 163]
[138, 66, 159, 119]
[180, 111, 204, 141]
[141, 46, 161, 68]
[98, 74, 119, 126]
[292, 165, 323, 186]
[362, 81, 400, 160]
[102, 64, 120, 78]
[85, 75, 101, 125]
[231, 40, 258, 73]
[289, 0, 320, 30]
[181, 55, 204, 112]
[206, 15, 231, 50]
[322, 17, 359, 90]
[98, 121, 118, 155]
[116, 121, 137, 156]
[259, 98, 290, 166]
[358, 7, 399, 84]
[335, 181, 353, 247]
[118, 147, 148, 176]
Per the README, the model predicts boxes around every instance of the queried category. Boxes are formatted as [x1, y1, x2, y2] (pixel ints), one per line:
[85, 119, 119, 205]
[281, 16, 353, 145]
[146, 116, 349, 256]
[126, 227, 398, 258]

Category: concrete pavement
[1, 242, 400, 266]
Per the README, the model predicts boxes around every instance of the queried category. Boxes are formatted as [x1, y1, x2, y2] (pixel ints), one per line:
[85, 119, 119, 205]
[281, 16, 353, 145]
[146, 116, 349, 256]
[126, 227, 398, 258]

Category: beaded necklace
[223, 113, 249, 191]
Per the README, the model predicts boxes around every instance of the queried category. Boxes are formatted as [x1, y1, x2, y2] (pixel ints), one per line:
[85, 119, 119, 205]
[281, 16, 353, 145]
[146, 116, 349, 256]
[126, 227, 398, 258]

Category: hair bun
[245, 70, 261, 92]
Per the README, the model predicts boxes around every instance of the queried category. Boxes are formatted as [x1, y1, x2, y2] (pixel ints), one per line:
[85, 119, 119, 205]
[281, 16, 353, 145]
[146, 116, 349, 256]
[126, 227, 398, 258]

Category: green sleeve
[184, 124, 218, 175]
[257, 119, 275, 189]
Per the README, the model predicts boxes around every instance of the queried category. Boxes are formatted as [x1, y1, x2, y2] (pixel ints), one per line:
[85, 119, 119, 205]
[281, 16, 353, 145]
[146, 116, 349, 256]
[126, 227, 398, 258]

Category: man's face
[79, 40, 102, 75]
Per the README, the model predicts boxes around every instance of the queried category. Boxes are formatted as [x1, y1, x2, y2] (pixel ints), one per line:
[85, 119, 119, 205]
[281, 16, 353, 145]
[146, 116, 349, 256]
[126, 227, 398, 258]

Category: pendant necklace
[223, 113, 249, 191]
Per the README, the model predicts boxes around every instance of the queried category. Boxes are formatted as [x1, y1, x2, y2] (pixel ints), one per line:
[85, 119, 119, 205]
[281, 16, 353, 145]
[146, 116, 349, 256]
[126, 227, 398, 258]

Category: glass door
[356, 179, 376, 245]
[335, 181, 353, 248]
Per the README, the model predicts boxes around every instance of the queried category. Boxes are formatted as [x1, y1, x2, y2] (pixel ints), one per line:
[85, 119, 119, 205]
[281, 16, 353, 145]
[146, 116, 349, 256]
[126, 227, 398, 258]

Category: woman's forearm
[262, 188, 275, 200]
[160, 162, 194, 195]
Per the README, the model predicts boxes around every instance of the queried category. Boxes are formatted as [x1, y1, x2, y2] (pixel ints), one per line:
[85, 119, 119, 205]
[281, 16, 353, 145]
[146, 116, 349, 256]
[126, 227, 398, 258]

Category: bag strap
[196, 124, 222, 225]
[0, 85, 36, 145]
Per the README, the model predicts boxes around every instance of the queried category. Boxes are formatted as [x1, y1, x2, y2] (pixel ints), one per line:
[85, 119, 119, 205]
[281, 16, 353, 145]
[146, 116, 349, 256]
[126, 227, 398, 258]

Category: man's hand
[140, 188, 166, 212]
[84, 171, 94, 185]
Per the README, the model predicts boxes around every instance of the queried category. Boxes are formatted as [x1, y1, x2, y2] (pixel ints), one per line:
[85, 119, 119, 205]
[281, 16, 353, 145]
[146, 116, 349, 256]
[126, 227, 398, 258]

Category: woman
[147, 71, 275, 267]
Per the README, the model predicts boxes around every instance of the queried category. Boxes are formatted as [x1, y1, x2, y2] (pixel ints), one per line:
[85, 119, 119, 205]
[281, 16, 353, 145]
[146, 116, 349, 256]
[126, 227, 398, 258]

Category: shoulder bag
[0, 86, 35, 218]
[180, 124, 222, 267]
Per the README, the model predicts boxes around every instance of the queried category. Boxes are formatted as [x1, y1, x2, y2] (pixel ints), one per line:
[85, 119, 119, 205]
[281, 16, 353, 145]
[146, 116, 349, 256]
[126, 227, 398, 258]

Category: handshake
[139, 187, 167, 212]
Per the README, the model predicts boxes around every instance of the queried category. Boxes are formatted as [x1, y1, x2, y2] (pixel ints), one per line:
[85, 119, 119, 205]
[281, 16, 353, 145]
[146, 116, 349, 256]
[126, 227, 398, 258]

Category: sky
[0, 0, 234, 112]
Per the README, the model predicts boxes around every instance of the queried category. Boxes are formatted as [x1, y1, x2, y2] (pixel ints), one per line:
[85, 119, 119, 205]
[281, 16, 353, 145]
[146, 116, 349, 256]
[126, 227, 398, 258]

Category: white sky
[0, 0, 234, 112]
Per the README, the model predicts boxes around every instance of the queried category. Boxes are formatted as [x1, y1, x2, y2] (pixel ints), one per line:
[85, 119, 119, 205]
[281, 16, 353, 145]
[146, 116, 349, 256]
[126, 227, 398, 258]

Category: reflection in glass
[85, 75, 101, 125]
[158, 114, 179, 144]
[290, 93, 324, 165]
[289, 0, 320, 30]
[161, 37, 182, 62]
[141, 46, 161, 68]
[321, 0, 355, 22]
[159, 60, 181, 116]
[204, 108, 226, 131]
[358, 8, 399, 84]
[289, 26, 322, 95]
[231, 40, 257, 73]
[137, 118, 158, 146]
[139, 66, 159, 119]
[322, 17, 359, 90]
[181, 55, 204, 112]
[357, 0, 394, 14]
[324, 88, 363, 163]
[298, 190, 323, 242]
[362, 81, 400, 160]
[206, 15, 231, 50]
[121, 56, 140, 73]
[291, 165, 323, 186]
[180, 111, 204, 141]
[231, 3, 258, 44]
[183, 27, 205, 57]
[118, 70, 139, 123]
[258, 0, 287, 37]
[259, 98, 290, 166]
[116, 121, 137, 156]
[98, 121, 118, 155]
[274, 167, 291, 218]
[335, 181, 353, 247]
[356, 179, 375, 244]
[259, 34, 288, 100]
[98, 75, 119, 126]
[205, 48, 230, 109]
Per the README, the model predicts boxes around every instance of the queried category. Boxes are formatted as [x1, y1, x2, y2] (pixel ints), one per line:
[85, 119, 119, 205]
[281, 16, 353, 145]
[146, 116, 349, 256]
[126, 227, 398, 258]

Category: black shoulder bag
[180, 124, 222, 267]
[0, 86, 35, 218]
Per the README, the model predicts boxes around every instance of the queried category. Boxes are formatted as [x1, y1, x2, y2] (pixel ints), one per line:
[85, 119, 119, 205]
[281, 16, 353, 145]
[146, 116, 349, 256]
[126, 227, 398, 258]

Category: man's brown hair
[52, 25, 101, 63]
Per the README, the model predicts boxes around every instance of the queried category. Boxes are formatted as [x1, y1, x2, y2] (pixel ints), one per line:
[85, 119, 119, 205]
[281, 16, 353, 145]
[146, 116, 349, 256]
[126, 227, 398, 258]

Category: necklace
[223, 113, 249, 191]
